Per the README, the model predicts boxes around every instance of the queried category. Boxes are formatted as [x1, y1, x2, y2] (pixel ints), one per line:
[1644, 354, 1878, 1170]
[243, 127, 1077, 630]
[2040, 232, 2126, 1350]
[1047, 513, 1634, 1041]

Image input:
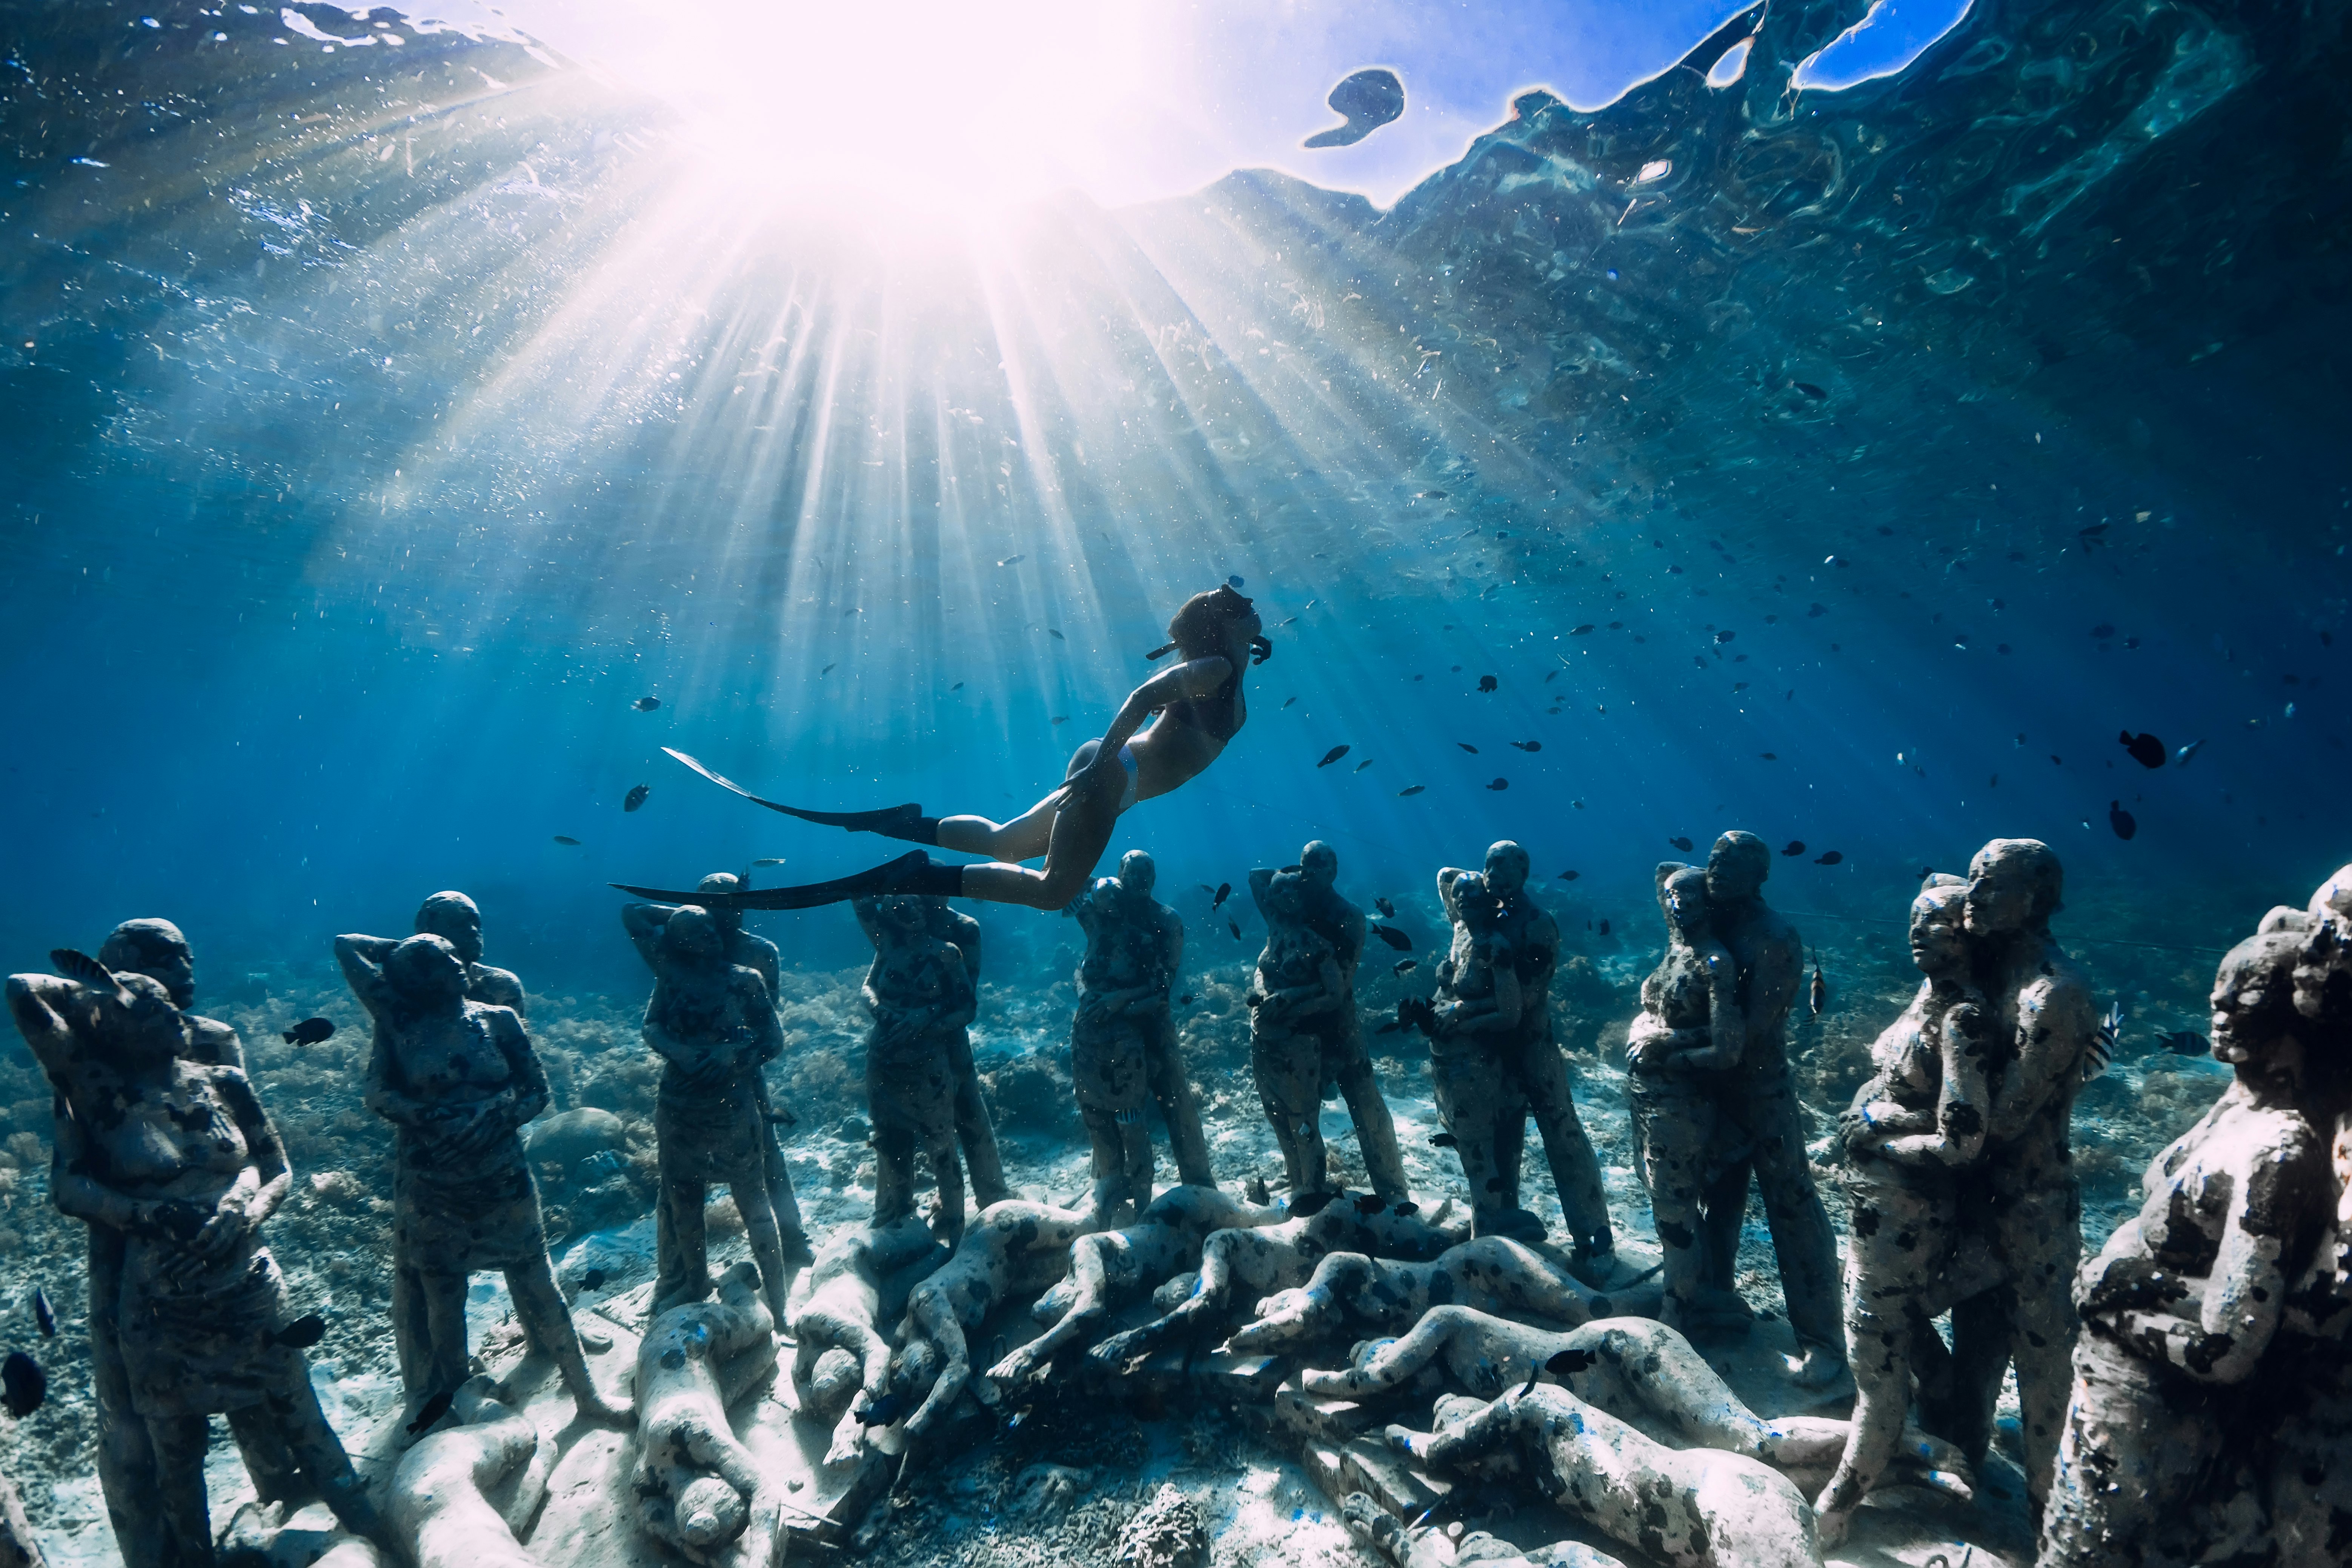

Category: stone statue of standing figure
[862, 895, 979, 1246]
[1423, 841, 1612, 1256]
[337, 929, 629, 1424]
[1246, 841, 1407, 1201]
[1625, 831, 1842, 1385]
[852, 893, 1012, 1209]
[1066, 850, 1214, 1219]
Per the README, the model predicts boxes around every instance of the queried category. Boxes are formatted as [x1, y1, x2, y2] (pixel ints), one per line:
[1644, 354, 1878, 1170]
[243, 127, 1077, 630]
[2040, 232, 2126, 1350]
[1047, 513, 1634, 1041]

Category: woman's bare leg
[936, 787, 1061, 861]
[961, 767, 1122, 910]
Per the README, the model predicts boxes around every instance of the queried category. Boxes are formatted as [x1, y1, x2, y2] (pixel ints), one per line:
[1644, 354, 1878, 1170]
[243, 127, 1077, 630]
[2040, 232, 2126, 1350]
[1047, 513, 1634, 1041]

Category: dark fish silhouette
[2090, 623, 2116, 639]
[633, 696, 661, 712]
[2158, 1029, 2211, 1057]
[1374, 897, 1397, 918]
[1213, 883, 1232, 910]
[751, 857, 787, 867]
[1477, 675, 1498, 692]
[581, 1268, 607, 1290]
[1570, 623, 1594, 636]
[1510, 740, 1541, 752]
[1303, 67, 1404, 148]
[1782, 841, 1805, 857]
[1598, 920, 1611, 936]
[2085, 1003, 2123, 1081]
[32, 1289, 54, 1339]
[1556, 870, 1579, 881]
[624, 783, 652, 812]
[2175, 739, 2205, 766]
[1457, 742, 1479, 754]
[1288, 1190, 1337, 1216]
[2109, 801, 2137, 840]
[1047, 629, 1065, 641]
[272, 1313, 327, 1350]
[1814, 851, 1843, 865]
[1429, 1133, 1459, 1148]
[1228, 918, 1242, 940]
[1546, 1348, 1598, 1376]
[281, 1018, 335, 1047]
[1354, 1194, 1386, 1214]
[553, 836, 582, 846]
[1393, 1202, 1418, 1217]
[1487, 778, 1509, 791]
[1317, 745, 1351, 768]
[3, 1351, 45, 1419]
[49, 949, 118, 992]
[858, 1391, 913, 1427]
[1178, 993, 1195, 1007]
[1668, 836, 1694, 852]
[1354, 758, 1374, 772]
[1794, 383, 1827, 400]
[1398, 785, 1426, 796]
[1281, 696, 1297, 709]
[406, 1388, 454, 1435]
[1810, 958, 1826, 1019]
[1393, 959, 1417, 975]
[2118, 731, 2167, 769]
[1227, 575, 1245, 590]
[1371, 926, 1412, 952]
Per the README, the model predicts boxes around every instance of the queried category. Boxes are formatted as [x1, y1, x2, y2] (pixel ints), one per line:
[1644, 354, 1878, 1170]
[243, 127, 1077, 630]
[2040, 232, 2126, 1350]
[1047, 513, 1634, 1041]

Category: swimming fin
[664, 747, 938, 843]
[612, 850, 964, 910]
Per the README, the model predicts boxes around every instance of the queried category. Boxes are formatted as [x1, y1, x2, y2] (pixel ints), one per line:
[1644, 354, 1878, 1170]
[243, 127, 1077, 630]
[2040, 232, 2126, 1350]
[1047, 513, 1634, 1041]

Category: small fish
[633, 696, 661, 712]
[3, 1351, 46, 1419]
[581, 1267, 608, 1289]
[1546, 1348, 1597, 1376]
[858, 1391, 913, 1427]
[1814, 850, 1843, 865]
[271, 1313, 327, 1350]
[752, 857, 787, 866]
[1556, 869, 1579, 882]
[950, 681, 964, 691]
[2085, 1003, 2122, 1081]
[821, 663, 837, 674]
[1429, 1133, 1459, 1148]
[997, 554, 1024, 566]
[1288, 1190, 1336, 1217]
[2109, 801, 2137, 841]
[1050, 715, 1068, 726]
[1457, 742, 1479, 753]
[1781, 841, 1806, 857]
[2158, 1029, 2211, 1057]
[1317, 745, 1351, 768]
[1668, 836, 1694, 852]
[1416, 489, 1448, 500]
[1281, 696, 1298, 709]
[406, 1388, 455, 1436]
[1809, 958, 1826, 1019]
[1398, 785, 1426, 796]
[553, 835, 582, 846]
[1371, 926, 1412, 952]
[2175, 739, 2205, 767]
[1510, 740, 1542, 753]
[2118, 731, 2167, 769]
[1213, 882, 1232, 910]
[1227, 575, 1245, 590]
[1374, 896, 1397, 918]
[1597, 919, 1611, 936]
[2089, 623, 2117, 639]
[1393, 959, 1417, 975]
[1178, 993, 1195, 1007]
[1354, 758, 1374, 772]
[1353, 1194, 1386, 1215]
[1393, 1201, 1418, 1217]
[1519, 1365, 1543, 1397]
[1047, 629, 1065, 641]
[1477, 675, 1498, 692]
[1486, 777, 1509, 792]
[1245, 1176, 1270, 1204]
[1794, 382, 1828, 400]
[624, 783, 651, 812]
[1569, 623, 1594, 636]
[281, 1017, 335, 1047]
[32, 1289, 54, 1339]
[1228, 918, 1242, 940]
[48, 948, 118, 991]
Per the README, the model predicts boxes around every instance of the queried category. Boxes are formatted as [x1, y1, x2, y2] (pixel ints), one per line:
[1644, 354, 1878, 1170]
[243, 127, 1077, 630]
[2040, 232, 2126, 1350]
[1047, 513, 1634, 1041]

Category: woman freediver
[614, 585, 1267, 912]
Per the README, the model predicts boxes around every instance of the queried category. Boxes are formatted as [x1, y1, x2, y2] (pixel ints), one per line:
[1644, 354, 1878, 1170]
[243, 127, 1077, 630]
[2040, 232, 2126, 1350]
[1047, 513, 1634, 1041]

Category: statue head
[106, 971, 191, 1070]
[414, 891, 485, 964]
[1266, 868, 1308, 921]
[695, 873, 746, 938]
[2292, 864, 2352, 1027]
[663, 906, 727, 967]
[1704, 832, 1771, 906]
[1964, 838, 2063, 937]
[1299, 840, 1338, 892]
[1657, 865, 1710, 946]
[673, 1474, 749, 1548]
[99, 918, 193, 1008]
[1114, 849, 1157, 905]
[1483, 840, 1531, 899]
[2212, 930, 2307, 1071]
[878, 896, 929, 935]
[1453, 871, 1504, 938]
[1909, 878, 1972, 979]
[386, 933, 468, 1005]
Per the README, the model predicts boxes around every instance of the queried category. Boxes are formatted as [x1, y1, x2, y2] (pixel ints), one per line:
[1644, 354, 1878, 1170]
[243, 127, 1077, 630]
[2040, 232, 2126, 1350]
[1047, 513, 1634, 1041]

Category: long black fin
[612, 851, 962, 911]
[664, 748, 934, 841]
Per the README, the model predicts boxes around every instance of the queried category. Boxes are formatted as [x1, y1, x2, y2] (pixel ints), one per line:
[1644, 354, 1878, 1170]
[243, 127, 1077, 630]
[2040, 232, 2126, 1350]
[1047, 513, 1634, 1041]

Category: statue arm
[491, 1010, 552, 1125]
[850, 897, 885, 952]
[951, 912, 982, 984]
[213, 1069, 291, 1234]
[1877, 1004, 1993, 1166]
[1985, 975, 2093, 1142]
[362, 1030, 436, 1125]
[936, 950, 978, 1033]
[333, 935, 398, 1017]
[1247, 868, 1276, 917]
[744, 973, 784, 1064]
[620, 903, 673, 972]
[48, 1102, 148, 1231]
[5, 974, 79, 1085]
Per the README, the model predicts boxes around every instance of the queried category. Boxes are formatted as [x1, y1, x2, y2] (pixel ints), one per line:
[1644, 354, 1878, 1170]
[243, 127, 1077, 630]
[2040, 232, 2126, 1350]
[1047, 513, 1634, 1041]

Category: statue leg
[925, 1119, 968, 1250]
[754, 1078, 815, 1265]
[1723, 1071, 1842, 1368]
[146, 1414, 214, 1568]
[87, 1226, 168, 1568]
[1253, 1022, 1327, 1196]
[1629, 1078, 1714, 1330]
[264, 1362, 394, 1550]
[1299, 1305, 1467, 1397]
[730, 1175, 796, 1324]
[2039, 1331, 2213, 1568]
[508, 1251, 628, 1422]
[221, 1405, 306, 1508]
[1074, 1029, 1141, 1219]
[1430, 1038, 1512, 1226]
[1922, 1286, 2009, 1464]
[1145, 1012, 1215, 1188]
[1993, 1184, 2082, 1511]
[1695, 1152, 1749, 1299]
[1815, 1176, 1955, 1538]
[655, 1171, 715, 1315]
[416, 1268, 472, 1398]
[1327, 1018, 1409, 1201]
[945, 1026, 1012, 1208]
[1507, 1029, 1612, 1253]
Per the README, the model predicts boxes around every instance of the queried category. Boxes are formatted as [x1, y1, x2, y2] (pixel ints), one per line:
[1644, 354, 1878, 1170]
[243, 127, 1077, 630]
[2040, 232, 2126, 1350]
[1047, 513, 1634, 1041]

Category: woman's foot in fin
[774, 801, 938, 843]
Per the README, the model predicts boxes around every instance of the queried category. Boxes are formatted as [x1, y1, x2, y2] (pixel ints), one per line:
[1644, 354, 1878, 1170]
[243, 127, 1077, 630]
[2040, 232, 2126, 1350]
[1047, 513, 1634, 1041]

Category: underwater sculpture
[640, 906, 798, 1324]
[625, 876, 813, 1281]
[2038, 926, 2338, 1568]
[388, 1377, 551, 1568]
[7, 957, 395, 1562]
[1224, 1233, 1610, 1354]
[1065, 851, 1213, 1218]
[336, 930, 627, 1424]
[987, 1183, 1286, 1391]
[413, 890, 526, 1014]
[1423, 842, 1612, 1254]
[1629, 831, 1842, 1384]
[1087, 1194, 1470, 1369]
[1813, 876, 1995, 1542]
[860, 895, 979, 1247]
[1923, 838, 2097, 1506]
[1247, 841, 1407, 1201]
[896, 1199, 1099, 1440]
[788, 1217, 947, 1465]
[617, 584, 1267, 910]
[855, 895, 1011, 1208]
[632, 1261, 780, 1563]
